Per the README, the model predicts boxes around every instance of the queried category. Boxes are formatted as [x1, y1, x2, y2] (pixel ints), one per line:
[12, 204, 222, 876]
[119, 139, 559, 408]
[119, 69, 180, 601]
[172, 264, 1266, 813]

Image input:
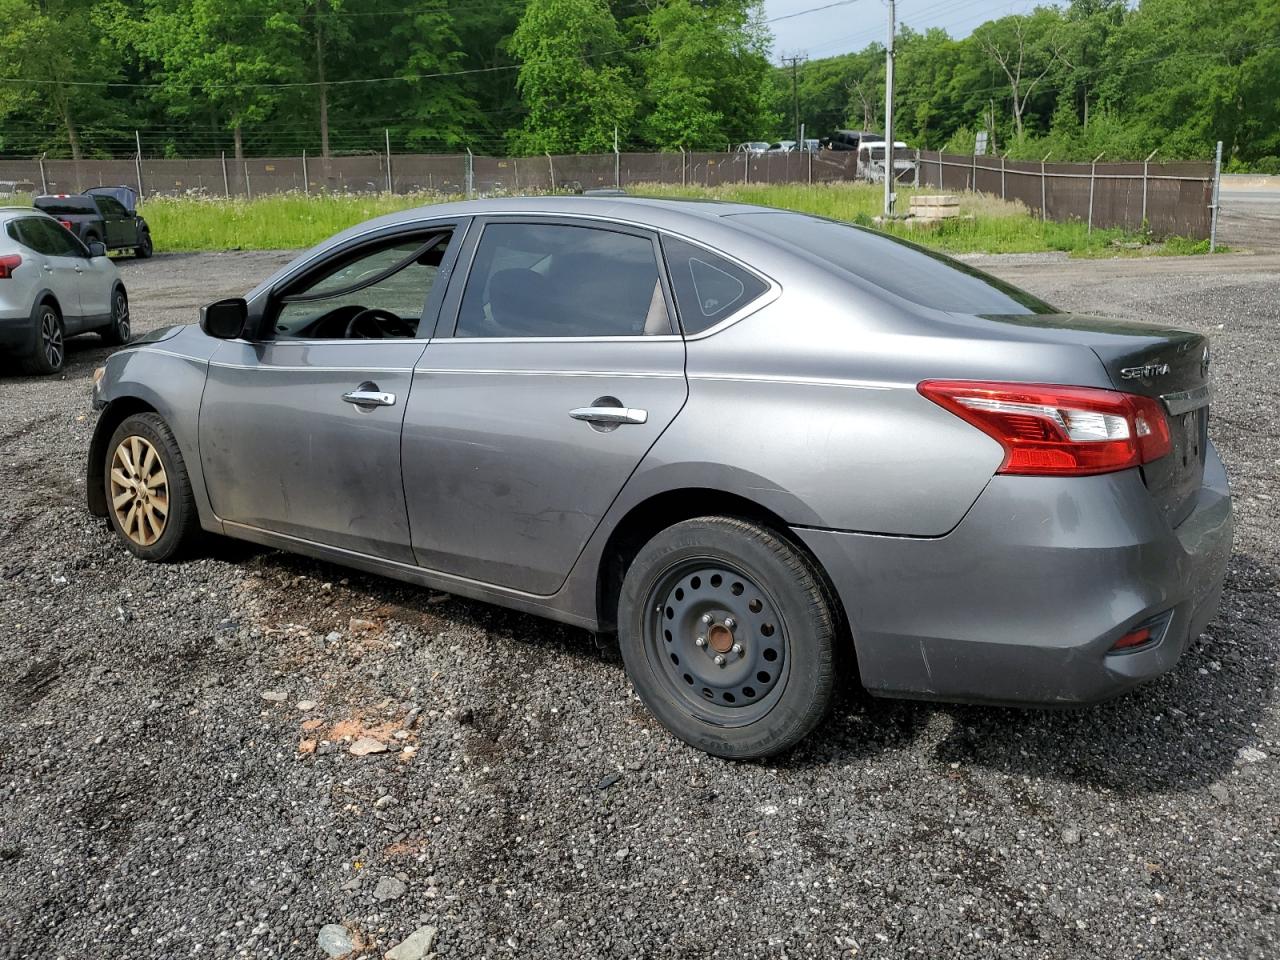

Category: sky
[764, 0, 1046, 61]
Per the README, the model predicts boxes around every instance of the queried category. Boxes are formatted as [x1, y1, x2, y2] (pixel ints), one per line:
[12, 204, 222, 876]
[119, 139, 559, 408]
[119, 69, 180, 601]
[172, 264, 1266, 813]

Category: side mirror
[87, 241, 107, 258]
[200, 297, 249, 340]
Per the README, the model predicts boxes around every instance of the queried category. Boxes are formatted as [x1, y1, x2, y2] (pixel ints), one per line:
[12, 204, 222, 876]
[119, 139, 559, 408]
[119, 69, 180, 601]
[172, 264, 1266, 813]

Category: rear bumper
[795, 442, 1233, 706]
[0, 311, 35, 351]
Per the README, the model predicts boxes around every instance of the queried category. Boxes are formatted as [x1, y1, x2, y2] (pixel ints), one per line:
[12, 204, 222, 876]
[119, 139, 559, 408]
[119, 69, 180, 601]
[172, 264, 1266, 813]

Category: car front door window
[272, 233, 451, 339]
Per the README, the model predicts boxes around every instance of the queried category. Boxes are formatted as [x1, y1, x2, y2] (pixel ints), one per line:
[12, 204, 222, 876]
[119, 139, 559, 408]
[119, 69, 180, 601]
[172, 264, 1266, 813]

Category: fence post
[1210, 140, 1223, 252]
[384, 129, 392, 193]
[546, 152, 554, 191]
[937, 151, 942, 190]
[1041, 152, 1050, 222]
[1087, 152, 1104, 235]
[244, 160, 252, 201]
[1000, 153, 1006, 200]
[913, 148, 919, 188]
[302, 149, 309, 195]
[134, 130, 144, 197]
[221, 152, 229, 196]
[38, 153, 47, 194]
[614, 125, 620, 189]
[466, 148, 474, 198]
[809, 146, 814, 185]
[970, 151, 977, 192]
[1141, 148, 1157, 230]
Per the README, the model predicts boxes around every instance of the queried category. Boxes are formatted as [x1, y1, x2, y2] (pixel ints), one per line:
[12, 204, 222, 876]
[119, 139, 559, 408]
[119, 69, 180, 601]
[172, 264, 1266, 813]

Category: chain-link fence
[915, 150, 1216, 239]
[0, 148, 1218, 239]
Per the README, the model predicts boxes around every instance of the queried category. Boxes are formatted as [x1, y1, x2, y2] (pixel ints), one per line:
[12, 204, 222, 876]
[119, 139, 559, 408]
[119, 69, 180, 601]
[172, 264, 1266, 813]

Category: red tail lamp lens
[0, 253, 21, 279]
[1111, 627, 1153, 651]
[919, 380, 1172, 476]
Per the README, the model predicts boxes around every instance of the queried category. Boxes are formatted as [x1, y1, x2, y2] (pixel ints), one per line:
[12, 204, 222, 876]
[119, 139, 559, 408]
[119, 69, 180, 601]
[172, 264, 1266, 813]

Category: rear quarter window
[660, 236, 770, 335]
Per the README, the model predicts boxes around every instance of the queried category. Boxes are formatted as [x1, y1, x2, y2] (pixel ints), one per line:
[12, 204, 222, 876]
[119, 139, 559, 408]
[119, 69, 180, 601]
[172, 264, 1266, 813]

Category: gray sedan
[86, 197, 1232, 758]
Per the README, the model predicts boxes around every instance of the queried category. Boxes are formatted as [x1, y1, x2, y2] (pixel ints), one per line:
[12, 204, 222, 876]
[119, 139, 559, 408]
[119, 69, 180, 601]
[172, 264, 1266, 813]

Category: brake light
[1111, 626, 1153, 651]
[58, 220, 73, 231]
[0, 253, 21, 278]
[919, 380, 1172, 476]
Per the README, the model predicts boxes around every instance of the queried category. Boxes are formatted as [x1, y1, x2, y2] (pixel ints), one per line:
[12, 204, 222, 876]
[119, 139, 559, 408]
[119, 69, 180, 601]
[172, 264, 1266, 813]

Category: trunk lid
[961, 312, 1210, 527]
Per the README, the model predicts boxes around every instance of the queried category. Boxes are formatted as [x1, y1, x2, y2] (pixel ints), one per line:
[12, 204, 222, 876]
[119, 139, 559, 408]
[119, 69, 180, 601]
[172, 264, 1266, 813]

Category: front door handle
[569, 405, 648, 425]
[343, 389, 396, 407]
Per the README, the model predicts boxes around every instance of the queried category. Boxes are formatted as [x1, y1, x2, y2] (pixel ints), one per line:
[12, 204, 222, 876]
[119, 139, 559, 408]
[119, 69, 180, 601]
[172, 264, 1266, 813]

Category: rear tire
[21, 301, 65, 375]
[99, 286, 131, 346]
[617, 516, 837, 759]
[104, 413, 200, 562]
[134, 230, 153, 259]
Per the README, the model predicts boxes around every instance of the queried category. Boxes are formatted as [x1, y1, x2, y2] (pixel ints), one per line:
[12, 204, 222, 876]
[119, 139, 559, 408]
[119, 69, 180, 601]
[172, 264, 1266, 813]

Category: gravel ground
[1, 249, 1278, 960]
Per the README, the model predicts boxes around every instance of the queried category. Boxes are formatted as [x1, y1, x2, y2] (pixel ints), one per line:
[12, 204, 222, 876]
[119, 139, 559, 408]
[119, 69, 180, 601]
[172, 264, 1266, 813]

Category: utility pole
[883, 0, 896, 217]
[781, 55, 805, 145]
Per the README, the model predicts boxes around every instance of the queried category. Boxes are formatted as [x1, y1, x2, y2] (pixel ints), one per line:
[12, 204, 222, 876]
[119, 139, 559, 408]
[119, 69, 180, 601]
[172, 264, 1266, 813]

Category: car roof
[0, 206, 55, 223]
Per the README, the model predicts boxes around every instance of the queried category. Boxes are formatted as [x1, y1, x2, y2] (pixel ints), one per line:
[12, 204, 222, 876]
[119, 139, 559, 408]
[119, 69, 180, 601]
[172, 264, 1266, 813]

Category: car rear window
[660, 236, 770, 335]
[728, 212, 1056, 315]
[34, 195, 98, 215]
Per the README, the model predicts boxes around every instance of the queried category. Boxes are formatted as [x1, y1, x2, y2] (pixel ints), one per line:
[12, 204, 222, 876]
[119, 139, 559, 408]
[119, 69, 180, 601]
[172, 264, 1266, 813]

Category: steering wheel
[345, 307, 416, 339]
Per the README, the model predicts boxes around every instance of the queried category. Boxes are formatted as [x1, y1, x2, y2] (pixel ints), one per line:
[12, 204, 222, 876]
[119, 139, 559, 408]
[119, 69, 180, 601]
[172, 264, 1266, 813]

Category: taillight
[919, 380, 1172, 476]
[0, 253, 21, 279]
[58, 220, 74, 231]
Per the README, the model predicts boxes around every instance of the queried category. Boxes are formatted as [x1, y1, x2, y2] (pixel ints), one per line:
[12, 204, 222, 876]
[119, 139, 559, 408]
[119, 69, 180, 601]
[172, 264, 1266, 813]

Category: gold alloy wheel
[109, 435, 169, 546]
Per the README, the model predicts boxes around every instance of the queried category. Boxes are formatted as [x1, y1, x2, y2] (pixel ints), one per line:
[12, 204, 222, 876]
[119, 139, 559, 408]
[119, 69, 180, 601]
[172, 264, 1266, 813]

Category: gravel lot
[2, 249, 1278, 960]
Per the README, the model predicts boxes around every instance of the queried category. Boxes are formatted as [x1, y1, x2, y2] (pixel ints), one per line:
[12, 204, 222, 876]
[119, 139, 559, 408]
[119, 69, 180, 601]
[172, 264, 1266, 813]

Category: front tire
[99, 286, 131, 345]
[104, 413, 200, 561]
[617, 516, 837, 759]
[22, 302, 64, 375]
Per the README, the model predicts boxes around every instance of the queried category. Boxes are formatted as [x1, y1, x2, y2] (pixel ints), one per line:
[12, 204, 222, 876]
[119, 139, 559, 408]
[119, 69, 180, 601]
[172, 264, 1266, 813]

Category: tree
[508, 0, 636, 154]
[132, 0, 306, 158]
[0, 0, 126, 158]
[975, 11, 1066, 142]
[640, 0, 774, 150]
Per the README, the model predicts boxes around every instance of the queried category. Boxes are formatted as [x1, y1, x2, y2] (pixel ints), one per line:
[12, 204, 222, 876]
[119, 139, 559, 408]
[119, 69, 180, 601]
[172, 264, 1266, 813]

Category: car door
[95, 196, 138, 248]
[17, 218, 87, 325]
[198, 226, 463, 563]
[403, 217, 688, 595]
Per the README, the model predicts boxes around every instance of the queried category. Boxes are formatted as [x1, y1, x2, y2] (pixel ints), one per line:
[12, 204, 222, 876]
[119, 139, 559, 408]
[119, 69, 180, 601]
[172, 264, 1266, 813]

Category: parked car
[86, 197, 1231, 759]
[734, 141, 770, 154]
[1, 207, 130, 374]
[33, 186, 153, 258]
[767, 141, 797, 153]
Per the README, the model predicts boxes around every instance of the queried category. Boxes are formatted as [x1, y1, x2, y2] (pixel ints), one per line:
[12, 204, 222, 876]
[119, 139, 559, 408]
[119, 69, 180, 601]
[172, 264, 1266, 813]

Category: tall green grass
[134, 183, 1210, 256]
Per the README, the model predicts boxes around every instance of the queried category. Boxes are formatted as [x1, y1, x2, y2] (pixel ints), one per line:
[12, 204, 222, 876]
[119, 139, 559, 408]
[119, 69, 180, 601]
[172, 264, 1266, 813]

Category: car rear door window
[454, 222, 670, 338]
[660, 236, 770, 335]
[20, 218, 85, 257]
[96, 196, 129, 219]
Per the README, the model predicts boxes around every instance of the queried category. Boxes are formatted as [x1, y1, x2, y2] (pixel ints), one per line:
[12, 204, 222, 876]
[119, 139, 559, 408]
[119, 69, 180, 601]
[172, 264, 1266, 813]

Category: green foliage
[1, 0, 1277, 169]
[508, 0, 635, 154]
[638, 0, 775, 150]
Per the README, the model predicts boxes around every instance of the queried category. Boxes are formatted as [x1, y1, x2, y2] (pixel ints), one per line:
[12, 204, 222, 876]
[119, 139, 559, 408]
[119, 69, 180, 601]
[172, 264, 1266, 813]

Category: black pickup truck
[33, 186, 153, 258]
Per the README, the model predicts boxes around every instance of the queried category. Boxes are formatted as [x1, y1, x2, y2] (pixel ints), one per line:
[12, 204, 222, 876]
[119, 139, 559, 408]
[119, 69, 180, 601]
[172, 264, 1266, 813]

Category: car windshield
[34, 196, 97, 215]
[729, 212, 1056, 315]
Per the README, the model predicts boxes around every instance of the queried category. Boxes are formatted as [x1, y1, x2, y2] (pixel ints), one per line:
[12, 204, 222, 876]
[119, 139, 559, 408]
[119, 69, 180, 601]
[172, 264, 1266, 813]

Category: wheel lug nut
[713, 654, 726, 666]
[731, 643, 743, 656]
[700, 614, 712, 624]
[724, 617, 737, 630]
[695, 636, 706, 647]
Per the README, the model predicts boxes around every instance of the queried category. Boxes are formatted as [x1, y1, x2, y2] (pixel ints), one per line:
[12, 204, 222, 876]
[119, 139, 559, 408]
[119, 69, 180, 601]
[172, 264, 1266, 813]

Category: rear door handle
[342, 389, 396, 407]
[569, 405, 648, 425]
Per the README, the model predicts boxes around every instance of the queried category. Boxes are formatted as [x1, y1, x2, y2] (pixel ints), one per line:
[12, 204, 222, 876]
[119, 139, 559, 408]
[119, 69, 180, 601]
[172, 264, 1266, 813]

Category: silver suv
[0, 207, 129, 374]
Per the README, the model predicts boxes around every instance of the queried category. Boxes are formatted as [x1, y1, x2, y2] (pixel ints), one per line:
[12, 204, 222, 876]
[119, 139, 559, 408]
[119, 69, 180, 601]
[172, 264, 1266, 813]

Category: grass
[107, 183, 1217, 256]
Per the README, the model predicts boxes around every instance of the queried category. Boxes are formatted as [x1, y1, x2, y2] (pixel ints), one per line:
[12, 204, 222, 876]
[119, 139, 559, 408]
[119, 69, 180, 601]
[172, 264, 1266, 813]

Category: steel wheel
[109, 435, 169, 547]
[40, 308, 64, 369]
[644, 560, 790, 727]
